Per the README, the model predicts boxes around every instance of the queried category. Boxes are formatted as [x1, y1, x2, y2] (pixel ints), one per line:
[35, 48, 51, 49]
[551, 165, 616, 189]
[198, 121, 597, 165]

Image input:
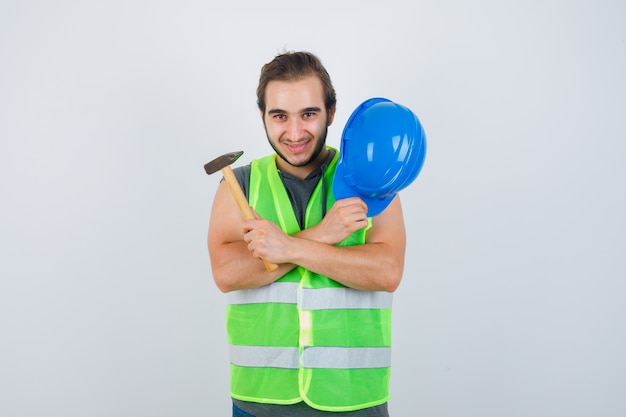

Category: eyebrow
[267, 106, 322, 115]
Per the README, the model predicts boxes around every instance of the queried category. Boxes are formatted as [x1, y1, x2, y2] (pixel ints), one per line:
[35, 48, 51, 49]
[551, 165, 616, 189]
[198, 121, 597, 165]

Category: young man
[208, 51, 406, 417]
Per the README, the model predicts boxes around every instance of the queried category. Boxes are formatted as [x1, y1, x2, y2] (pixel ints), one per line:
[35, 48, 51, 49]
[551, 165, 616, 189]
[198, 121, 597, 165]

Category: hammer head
[204, 151, 244, 175]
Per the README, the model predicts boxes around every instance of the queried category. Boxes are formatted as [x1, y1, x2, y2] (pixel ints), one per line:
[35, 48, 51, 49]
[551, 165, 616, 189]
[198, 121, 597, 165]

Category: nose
[286, 118, 304, 141]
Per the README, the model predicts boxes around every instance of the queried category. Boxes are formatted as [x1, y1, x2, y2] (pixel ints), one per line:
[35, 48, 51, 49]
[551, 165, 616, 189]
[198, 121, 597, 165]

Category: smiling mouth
[284, 140, 309, 153]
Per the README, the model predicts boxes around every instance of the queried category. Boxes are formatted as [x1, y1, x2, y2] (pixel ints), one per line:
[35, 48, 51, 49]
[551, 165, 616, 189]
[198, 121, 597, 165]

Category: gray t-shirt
[229, 153, 389, 417]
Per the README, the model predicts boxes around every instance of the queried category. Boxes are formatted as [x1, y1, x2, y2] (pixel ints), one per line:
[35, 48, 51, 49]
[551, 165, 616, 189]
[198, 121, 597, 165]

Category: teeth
[287, 142, 307, 152]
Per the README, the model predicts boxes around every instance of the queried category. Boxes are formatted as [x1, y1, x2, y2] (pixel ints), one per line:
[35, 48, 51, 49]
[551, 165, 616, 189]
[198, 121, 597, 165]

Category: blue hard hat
[332, 97, 427, 217]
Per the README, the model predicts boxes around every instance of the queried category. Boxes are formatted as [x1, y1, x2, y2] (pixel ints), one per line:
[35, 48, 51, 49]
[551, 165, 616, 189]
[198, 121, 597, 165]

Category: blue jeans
[232, 401, 390, 416]
[233, 403, 255, 417]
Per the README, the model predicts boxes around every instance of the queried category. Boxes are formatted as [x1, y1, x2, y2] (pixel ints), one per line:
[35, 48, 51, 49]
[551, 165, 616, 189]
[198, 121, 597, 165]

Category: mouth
[283, 140, 310, 154]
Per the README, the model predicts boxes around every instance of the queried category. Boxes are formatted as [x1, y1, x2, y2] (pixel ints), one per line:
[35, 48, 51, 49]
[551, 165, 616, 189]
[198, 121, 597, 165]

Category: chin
[286, 155, 312, 168]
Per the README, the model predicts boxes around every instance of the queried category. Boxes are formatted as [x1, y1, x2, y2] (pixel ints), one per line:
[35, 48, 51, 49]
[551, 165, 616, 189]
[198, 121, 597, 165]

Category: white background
[1, 1, 625, 416]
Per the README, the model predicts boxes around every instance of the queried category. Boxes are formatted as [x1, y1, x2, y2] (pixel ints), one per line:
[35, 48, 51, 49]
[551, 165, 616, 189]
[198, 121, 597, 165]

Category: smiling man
[207, 51, 406, 417]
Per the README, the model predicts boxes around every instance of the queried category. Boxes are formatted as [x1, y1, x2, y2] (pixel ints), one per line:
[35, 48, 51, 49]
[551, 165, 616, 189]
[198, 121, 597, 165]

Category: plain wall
[1, 1, 625, 416]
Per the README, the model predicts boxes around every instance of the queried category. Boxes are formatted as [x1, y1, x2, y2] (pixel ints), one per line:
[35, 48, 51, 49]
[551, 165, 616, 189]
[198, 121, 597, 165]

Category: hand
[242, 216, 293, 265]
[309, 197, 369, 245]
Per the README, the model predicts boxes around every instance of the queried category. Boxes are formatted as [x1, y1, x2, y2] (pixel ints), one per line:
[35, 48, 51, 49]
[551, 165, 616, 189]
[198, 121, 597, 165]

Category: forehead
[264, 76, 325, 112]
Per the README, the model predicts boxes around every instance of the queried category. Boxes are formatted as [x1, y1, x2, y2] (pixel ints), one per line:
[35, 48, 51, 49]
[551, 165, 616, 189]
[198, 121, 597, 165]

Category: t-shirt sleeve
[231, 164, 251, 200]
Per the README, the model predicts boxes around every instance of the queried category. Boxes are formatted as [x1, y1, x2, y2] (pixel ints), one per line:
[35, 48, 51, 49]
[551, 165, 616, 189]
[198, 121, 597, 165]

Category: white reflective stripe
[302, 347, 391, 369]
[299, 288, 393, 310]
[229, 345, 392, 369]
[229, 345, 299, 369]
[228, 283, 392, 309]
[228, 282, 299, 305]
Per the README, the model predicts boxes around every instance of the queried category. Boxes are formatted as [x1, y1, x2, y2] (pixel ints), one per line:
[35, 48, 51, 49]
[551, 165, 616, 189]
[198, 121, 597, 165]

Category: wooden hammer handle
[221, 165, 279, 272]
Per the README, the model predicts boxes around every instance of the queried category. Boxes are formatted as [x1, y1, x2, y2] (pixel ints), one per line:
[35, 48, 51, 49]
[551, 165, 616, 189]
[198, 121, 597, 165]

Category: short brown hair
[256, 51, 337, 114]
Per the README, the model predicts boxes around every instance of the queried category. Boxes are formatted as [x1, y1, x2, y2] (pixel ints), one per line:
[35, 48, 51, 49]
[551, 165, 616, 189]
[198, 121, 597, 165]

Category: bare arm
[208, 179, 406, 293]
[302, 197, 405, 292]
[244, 196, 406, 292]
[207, 180, 293, 292]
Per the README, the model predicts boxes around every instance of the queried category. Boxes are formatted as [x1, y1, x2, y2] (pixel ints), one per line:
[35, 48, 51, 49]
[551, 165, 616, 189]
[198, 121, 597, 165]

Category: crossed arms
[207, 180, 406, 293]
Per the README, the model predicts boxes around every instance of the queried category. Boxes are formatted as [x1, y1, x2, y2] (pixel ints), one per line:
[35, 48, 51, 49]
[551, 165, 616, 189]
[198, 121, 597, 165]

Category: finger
[355, 197, 368, 213]
[341, 197, 368, 213]
[242, 221, 253, 234]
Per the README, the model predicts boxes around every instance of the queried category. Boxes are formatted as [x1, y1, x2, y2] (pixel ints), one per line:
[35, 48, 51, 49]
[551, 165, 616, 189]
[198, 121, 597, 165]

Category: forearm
[211, 226, 346, 292]
[210, 241, 295, 293]
[283, 235, 403, 292]
[211, 230, 400, 293]
[236, 197, 405, 292]
[210, 191, 405, 293]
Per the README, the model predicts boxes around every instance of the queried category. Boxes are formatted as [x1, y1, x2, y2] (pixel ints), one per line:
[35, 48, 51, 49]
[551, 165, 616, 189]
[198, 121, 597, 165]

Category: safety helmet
[332, 97, 427, 217]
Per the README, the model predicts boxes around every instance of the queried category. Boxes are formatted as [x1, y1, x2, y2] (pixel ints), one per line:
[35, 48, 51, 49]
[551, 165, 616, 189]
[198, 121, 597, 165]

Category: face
[261, 76, 335, 178]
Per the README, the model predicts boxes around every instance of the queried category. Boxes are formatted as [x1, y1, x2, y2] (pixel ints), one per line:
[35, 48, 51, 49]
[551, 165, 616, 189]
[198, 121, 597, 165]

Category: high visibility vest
[226, 148, 393, 412]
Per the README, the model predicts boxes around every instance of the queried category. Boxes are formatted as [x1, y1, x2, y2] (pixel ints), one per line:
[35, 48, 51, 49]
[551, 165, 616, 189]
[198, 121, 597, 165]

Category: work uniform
[228, 149, 392, 417]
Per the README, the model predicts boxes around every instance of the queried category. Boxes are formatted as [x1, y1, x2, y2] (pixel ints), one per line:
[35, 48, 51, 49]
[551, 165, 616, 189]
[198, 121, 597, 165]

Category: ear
[327, 105, 336, 126]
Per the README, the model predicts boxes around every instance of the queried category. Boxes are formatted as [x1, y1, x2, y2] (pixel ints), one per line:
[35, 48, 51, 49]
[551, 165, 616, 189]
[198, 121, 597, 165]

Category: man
[208, 51, 406, 417]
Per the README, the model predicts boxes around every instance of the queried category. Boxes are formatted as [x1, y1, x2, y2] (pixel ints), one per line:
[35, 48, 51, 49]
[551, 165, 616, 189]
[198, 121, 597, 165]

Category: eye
[303, 112, 316, 118]
[273, 114, 286, 120]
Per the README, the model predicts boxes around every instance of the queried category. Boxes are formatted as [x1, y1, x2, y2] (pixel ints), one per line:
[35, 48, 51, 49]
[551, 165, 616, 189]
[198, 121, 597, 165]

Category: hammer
[204, 151, 278, 272]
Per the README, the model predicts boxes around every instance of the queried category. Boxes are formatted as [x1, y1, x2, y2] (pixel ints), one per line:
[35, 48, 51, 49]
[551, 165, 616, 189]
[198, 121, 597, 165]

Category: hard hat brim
[332, 158, 396, 217]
